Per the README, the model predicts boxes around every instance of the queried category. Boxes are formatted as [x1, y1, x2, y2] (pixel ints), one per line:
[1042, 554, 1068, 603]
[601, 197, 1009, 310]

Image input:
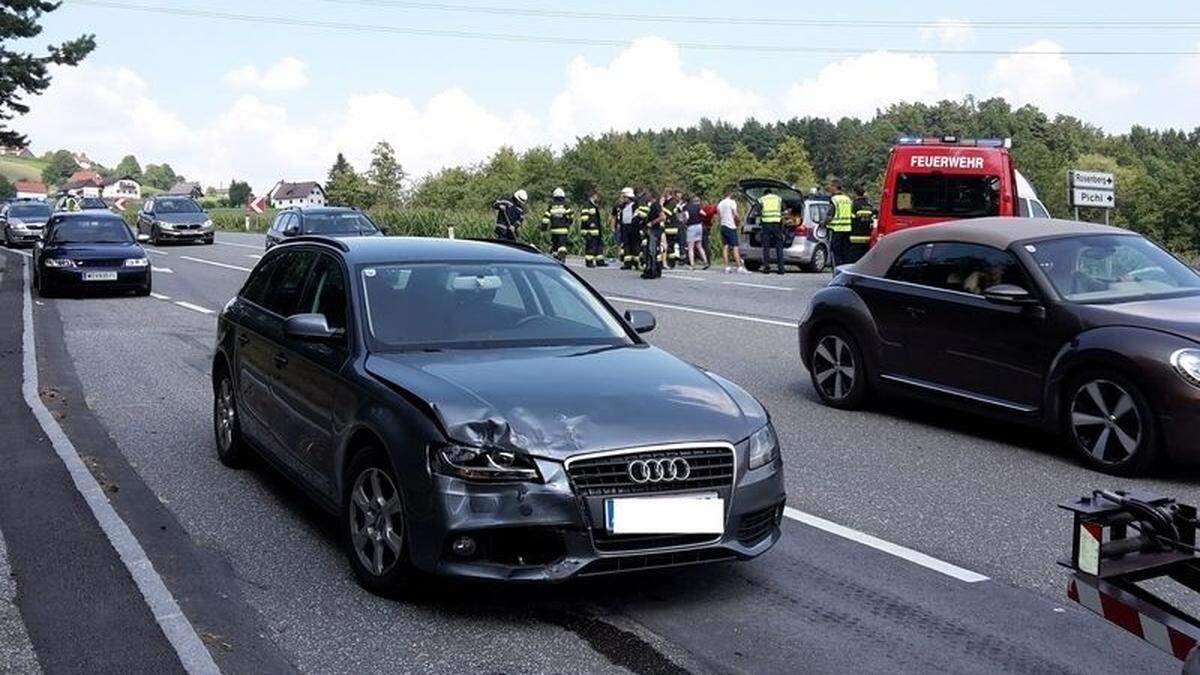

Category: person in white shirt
[717, 189, 746, 273]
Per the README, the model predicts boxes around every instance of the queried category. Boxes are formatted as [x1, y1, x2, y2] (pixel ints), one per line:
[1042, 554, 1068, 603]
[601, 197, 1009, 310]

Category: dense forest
[401, 97, 1200, 257]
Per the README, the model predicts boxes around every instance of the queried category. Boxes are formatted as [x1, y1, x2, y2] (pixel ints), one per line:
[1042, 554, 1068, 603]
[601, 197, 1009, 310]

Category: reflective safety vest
[759, 193, 783, 225]
[633, 204, 650, 227]
[829, 194, 853, 233]
[578, 203, 601, 235]
[542, 202, 574, 234]
[662, 199, 679, 233]
[850, 197, 875, 244]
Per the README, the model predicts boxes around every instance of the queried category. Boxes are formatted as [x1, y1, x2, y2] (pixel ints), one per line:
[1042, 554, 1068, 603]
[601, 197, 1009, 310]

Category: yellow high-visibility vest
[830, 194, 853, 233]
[759, 193, 782, 224]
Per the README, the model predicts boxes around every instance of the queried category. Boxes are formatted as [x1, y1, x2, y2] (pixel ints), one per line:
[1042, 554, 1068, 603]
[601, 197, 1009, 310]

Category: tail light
[793, 223, 809, 237]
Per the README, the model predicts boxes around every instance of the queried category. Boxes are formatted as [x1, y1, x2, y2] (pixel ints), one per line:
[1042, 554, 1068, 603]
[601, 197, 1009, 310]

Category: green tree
[367, 141, 406, 208]
[227, 179, 252, 207]
[762, 136, 817, 191]
[0, 175, 14, 200]
[114, 154, 142, 180]
[0, 2, 95, 148]
[142, 163, 179, 190]
[40, 149, 78, 186]
[326, 153, 374, 209]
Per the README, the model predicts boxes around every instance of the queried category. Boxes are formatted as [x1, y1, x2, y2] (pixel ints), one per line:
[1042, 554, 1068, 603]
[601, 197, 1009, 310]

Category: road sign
[113, 197, 127, 211]
[247, 195, 267, 214]
[1070, 170, 1115, 190]
[1072, 188, 1116, 209]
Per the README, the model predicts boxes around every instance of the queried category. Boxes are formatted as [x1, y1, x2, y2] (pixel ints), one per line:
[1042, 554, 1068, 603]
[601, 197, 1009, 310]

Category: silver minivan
[737, 178, 832, 273]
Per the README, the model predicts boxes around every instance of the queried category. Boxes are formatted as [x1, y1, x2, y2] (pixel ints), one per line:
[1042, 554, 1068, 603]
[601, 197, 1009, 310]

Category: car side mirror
[136, 233, 150, 243]
[284, 313, 344, 341]
[983, 283, 1038, 306]
[283, 224, 300, 236]
[624, 309, 656, 334]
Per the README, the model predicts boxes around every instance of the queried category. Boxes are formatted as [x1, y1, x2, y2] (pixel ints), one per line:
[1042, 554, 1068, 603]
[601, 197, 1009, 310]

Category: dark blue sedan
[33, 212, 152, 297]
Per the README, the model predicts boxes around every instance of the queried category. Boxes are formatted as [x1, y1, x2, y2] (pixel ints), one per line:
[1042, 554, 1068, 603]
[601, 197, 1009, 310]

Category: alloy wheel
[1070, 379, 1143, 465]
[813, 334, 856, 401]
[215, 377, 236, 453]
[348, 468, 404, 577]
[811, 247, 827, 271]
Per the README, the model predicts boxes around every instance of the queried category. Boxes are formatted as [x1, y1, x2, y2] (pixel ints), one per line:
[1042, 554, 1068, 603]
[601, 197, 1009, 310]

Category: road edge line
[17, 256, 221, 674]
[783, 506, 990, 583]
[608, 296, 797, 328]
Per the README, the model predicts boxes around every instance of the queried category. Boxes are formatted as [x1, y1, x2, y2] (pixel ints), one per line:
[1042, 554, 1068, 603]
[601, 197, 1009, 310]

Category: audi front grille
[565, 445, 735, 497]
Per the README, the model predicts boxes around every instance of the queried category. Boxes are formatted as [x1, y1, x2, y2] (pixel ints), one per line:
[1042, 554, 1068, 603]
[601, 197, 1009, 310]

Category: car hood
[155, 212, 208, 224]
[8, 216, 49, 227]
[43, 241, 144, 259]
[1079, 294, 1200, 343]
[365, 345, 767, 459]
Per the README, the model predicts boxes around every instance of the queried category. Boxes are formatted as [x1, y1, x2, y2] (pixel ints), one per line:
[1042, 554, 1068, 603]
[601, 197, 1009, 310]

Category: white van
[1015, 170, 1051, 219]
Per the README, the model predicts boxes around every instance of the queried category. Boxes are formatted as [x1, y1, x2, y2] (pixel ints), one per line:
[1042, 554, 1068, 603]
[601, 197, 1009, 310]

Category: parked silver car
[737, 178, 832, 273]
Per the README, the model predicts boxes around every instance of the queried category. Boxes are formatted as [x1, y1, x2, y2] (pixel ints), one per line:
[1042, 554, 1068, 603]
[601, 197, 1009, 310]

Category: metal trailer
[1060, 490, 1200, 672]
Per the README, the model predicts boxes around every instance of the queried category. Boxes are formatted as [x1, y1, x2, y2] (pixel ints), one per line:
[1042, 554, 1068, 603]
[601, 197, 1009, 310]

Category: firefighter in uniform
[847, 185, 876, 264]
[827, 178, 854, 267]
[661, 189, 681, 268]
[758, 188, 785, 274]
[542, 187, 574, 262]
[579, 190, 607, 267]
[639, 193, 663, 279]
[617, 187, 638, 269]
[492, 189, 527, 241]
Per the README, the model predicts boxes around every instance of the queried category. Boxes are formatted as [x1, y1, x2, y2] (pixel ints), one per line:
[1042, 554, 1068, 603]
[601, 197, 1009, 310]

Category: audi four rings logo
[628, 457, 691, 483]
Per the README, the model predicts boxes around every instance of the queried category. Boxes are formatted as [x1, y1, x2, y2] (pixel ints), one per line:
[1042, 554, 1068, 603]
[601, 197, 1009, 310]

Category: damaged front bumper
[405, 447, 786, 582]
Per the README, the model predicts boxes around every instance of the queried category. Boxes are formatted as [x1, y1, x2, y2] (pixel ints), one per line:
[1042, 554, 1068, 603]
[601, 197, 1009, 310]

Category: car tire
[213, 367, 250, 468]
[807, 325, 868, 410]
[205, 235, 214, 245]
[1063, 371, 1159, 476]
[150, 227, 160, 247]
[805, 245, 828, 273]
[2, 228, 10, 248]
[135, 279, 151, 296]
[341, 447, 417, 597]
[744, 259, 761, 272]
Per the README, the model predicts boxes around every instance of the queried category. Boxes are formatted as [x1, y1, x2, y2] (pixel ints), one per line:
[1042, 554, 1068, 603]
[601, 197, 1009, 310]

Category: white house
[269, 180, 326, 209]
[101, 175, 142, 200]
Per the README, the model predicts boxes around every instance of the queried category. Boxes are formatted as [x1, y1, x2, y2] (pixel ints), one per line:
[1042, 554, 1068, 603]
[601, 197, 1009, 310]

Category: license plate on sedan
[82, 271, 118, 281]
[604, 493, 724, 535]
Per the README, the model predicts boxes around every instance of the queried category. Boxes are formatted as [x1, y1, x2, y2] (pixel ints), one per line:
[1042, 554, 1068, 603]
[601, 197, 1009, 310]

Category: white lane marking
[145, 249, 169, 256]
[662, 273, 705, 281]
[214, 240, 263, 250]
[245, 254, 262, 260]
[608, 296, 797, 328]
[784, 507, 989, 583]
[723, 281, 793, 291]
[151, 267, 174, 274]
[173, 301, 214, 315]
[149, 292, 171, 301]
[6, 249, 32, 258]
[178, 255, 252, 273]
[16, 258, 220, 673]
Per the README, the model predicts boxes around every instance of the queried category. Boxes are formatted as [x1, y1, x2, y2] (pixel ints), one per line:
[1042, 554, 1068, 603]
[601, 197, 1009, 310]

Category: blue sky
[21, 0, 1200, 190]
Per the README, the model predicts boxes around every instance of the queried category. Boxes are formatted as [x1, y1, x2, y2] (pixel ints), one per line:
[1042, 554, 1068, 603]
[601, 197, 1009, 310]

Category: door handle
[236, 334, 250, 346]
[273, 352, 289, 368]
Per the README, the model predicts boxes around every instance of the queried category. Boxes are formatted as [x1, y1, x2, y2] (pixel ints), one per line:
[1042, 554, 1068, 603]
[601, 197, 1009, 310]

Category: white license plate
[82, 271, 118, 281]
[604, 493, 725, 535]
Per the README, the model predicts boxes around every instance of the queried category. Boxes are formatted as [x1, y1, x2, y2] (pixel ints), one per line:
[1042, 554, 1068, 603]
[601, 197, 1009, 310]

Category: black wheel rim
[348, 468, 404, 576]
[813, 335, 855, 401]
[1070, 379, 1142, 464]
[215, 377, 235, 453]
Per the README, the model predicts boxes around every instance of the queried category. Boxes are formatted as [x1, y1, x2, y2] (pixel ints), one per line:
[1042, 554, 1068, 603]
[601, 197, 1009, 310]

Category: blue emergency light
[896, 135, 1012, 148]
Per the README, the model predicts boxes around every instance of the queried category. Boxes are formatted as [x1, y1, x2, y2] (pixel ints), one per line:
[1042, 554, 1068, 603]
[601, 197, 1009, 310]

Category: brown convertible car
[799, 218, 1200, 475]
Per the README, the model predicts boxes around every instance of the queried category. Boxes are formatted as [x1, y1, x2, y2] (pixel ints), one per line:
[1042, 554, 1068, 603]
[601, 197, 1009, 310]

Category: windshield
[155, 199, 202, 214]
[361, 262, 631, 350]
[1027, 234, 1200, 304]
[10, 203, 51, 219]
[894, 173, 1001, 218]
[77, 197, 108, 210]
[50, 218, 133, 244]
[306, 212, 378, 235]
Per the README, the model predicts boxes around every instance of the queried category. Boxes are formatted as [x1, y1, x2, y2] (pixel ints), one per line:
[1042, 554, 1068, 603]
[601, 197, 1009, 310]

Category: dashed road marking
[152, 267, 174, 274]
[722, 281, 793, 291]
[608, 296, 797, 328]
[173, 301, 214, 315]
[15, 256, 220, 674]
[149, 292, 171, 301]
[783, 507, 989, 583]
[178, 256, 252, 273]
[214, 240, 263, 250]
[662, 273, 705, 281]
[145, 249, 169, 256]
[245, 254, 262, 260]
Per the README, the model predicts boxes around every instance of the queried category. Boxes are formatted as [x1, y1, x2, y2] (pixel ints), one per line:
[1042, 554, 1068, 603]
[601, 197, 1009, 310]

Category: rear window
[893, 173, 1001, 219]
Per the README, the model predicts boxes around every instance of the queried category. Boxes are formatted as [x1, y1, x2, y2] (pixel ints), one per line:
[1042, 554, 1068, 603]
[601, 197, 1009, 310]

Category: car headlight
[431, 444, 541, 482]
[43, 258, 75, 268]
[747, 423, 779, 470]
[124, 257, 149, 268]
[203, 219, 213, 229]
[158, 221, 174, 230]
[1171, 349, 1200, 388]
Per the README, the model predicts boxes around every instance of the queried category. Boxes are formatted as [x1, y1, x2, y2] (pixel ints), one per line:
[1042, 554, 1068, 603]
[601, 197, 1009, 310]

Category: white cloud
[920, 19, 975, 48]
[783, 51, 952, 120]
[547, 36, 768, 142]
[223, 57, 309, 92]
[1173, 42, 1200, 88]
[987, 40, 1137, 127]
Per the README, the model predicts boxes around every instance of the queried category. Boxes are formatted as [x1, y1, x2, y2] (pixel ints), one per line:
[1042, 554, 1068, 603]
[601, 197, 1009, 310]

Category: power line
[303, 0, 1200, 30]
[68, 0, 1200, 56]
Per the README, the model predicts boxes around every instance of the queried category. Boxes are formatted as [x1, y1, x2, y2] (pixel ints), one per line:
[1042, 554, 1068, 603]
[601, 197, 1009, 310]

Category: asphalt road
[0, 232, 1188, 673]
